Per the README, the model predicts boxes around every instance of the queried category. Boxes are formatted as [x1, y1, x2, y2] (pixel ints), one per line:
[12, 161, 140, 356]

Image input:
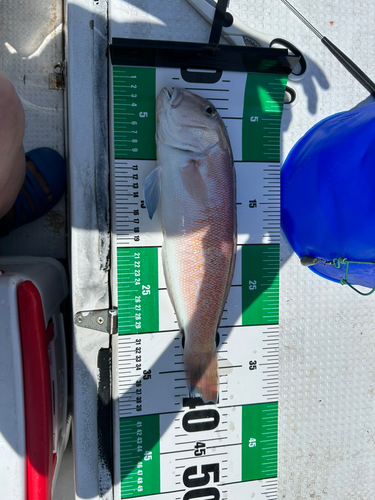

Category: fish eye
[203, 105, 217, 117]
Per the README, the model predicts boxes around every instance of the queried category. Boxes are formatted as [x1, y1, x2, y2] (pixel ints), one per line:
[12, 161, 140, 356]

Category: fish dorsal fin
[144, 166, 162, 219]
[180, 159, 209, 208]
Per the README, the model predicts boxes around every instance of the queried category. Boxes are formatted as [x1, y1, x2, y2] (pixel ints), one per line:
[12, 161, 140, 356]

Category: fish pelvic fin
[184, 349, 219, 404]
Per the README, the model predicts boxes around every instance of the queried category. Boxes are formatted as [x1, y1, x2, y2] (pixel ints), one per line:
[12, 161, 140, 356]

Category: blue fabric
[281, 103, 375, 289]
[0, 147, 66, 235]
[25, 147, 66, 204]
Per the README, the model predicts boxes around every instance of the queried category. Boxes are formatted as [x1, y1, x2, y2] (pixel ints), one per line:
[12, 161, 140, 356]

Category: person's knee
[0, 73, 26, 218]
[0, 72, 25, 150]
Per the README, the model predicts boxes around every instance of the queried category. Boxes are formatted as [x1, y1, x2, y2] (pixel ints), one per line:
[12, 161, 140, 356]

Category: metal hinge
[49, 62, 65, 90]
[74, 307, 118, 334]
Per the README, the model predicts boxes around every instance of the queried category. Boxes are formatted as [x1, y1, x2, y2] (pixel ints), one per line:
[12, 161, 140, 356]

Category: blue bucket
[281, 102, 375, 292]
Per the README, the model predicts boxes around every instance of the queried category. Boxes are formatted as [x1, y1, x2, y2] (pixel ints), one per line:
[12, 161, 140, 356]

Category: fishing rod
[280, 0, 375, 97]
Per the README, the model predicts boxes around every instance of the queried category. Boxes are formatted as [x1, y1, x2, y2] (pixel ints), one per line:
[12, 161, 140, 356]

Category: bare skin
[0, 71, 51, 224]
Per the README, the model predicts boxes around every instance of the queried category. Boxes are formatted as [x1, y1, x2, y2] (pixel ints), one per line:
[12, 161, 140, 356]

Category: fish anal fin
[180, 159, 209, 208]
[144, 166, 161, 219]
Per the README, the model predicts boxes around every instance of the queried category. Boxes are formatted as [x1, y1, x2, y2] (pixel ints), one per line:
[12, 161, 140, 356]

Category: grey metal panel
[66, 0, 111, 498]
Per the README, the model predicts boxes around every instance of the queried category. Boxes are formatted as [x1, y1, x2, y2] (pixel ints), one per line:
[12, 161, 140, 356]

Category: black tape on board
[110, 38, 301, 76]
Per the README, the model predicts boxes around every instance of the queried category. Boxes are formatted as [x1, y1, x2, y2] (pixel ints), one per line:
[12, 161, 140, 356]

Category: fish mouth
[162, 87, 172, 99]
[171, 88, 184, 108]
[161, 87, 184, 108]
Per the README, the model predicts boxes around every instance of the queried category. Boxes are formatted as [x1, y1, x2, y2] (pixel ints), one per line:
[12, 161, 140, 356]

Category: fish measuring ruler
[111, 64, 286, 500]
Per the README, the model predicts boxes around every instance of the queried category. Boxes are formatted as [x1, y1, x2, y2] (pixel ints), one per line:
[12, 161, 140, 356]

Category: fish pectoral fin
[144, 166, 162, 219]
[180, 159, 209, 208]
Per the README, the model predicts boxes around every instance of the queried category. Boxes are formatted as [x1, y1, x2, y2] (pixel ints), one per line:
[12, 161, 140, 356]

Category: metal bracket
[49, 62, 65, 90]
[74, 308, 118, 334]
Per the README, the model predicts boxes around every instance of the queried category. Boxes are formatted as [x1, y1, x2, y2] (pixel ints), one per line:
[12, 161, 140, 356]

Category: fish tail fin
[184, 349, 219, 404]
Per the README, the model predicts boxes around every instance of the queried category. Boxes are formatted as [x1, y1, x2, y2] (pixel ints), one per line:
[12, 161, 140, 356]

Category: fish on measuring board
[144, 87, 237, 403]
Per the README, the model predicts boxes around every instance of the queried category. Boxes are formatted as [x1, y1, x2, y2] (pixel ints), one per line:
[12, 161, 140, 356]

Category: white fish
[144, 87, 237, 403]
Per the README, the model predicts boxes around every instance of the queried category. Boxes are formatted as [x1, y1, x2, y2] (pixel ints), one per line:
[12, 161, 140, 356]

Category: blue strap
[22, 165, 52, 219]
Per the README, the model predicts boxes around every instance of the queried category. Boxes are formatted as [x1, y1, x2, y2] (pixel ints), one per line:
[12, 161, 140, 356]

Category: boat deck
[1, 0, 375, 498]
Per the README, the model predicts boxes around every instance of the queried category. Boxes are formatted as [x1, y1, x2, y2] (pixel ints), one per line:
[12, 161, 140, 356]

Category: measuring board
[111, 64, 285, 500]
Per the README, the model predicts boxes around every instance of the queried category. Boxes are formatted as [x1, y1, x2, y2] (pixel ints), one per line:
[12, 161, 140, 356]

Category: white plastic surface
[109, 1, 375, 499]
[0, 274, 26, 500]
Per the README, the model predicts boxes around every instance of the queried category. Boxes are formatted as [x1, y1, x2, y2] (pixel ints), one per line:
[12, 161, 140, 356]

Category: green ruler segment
[242, 402, 279, 481]
[242, 245, 280, 326]
[113, 67, 156, 160]
[120, 415, 160, 498]
[242, 73, 287, 163]
[117, 247, 159, 335]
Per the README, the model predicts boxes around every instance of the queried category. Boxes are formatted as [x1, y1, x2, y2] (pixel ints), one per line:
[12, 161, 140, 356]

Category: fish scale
[173, 218, 234, 329]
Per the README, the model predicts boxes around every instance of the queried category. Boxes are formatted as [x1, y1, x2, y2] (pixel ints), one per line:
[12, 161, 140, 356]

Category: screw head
[97, 316, 104, 325]
[77, 316, 83, 323]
